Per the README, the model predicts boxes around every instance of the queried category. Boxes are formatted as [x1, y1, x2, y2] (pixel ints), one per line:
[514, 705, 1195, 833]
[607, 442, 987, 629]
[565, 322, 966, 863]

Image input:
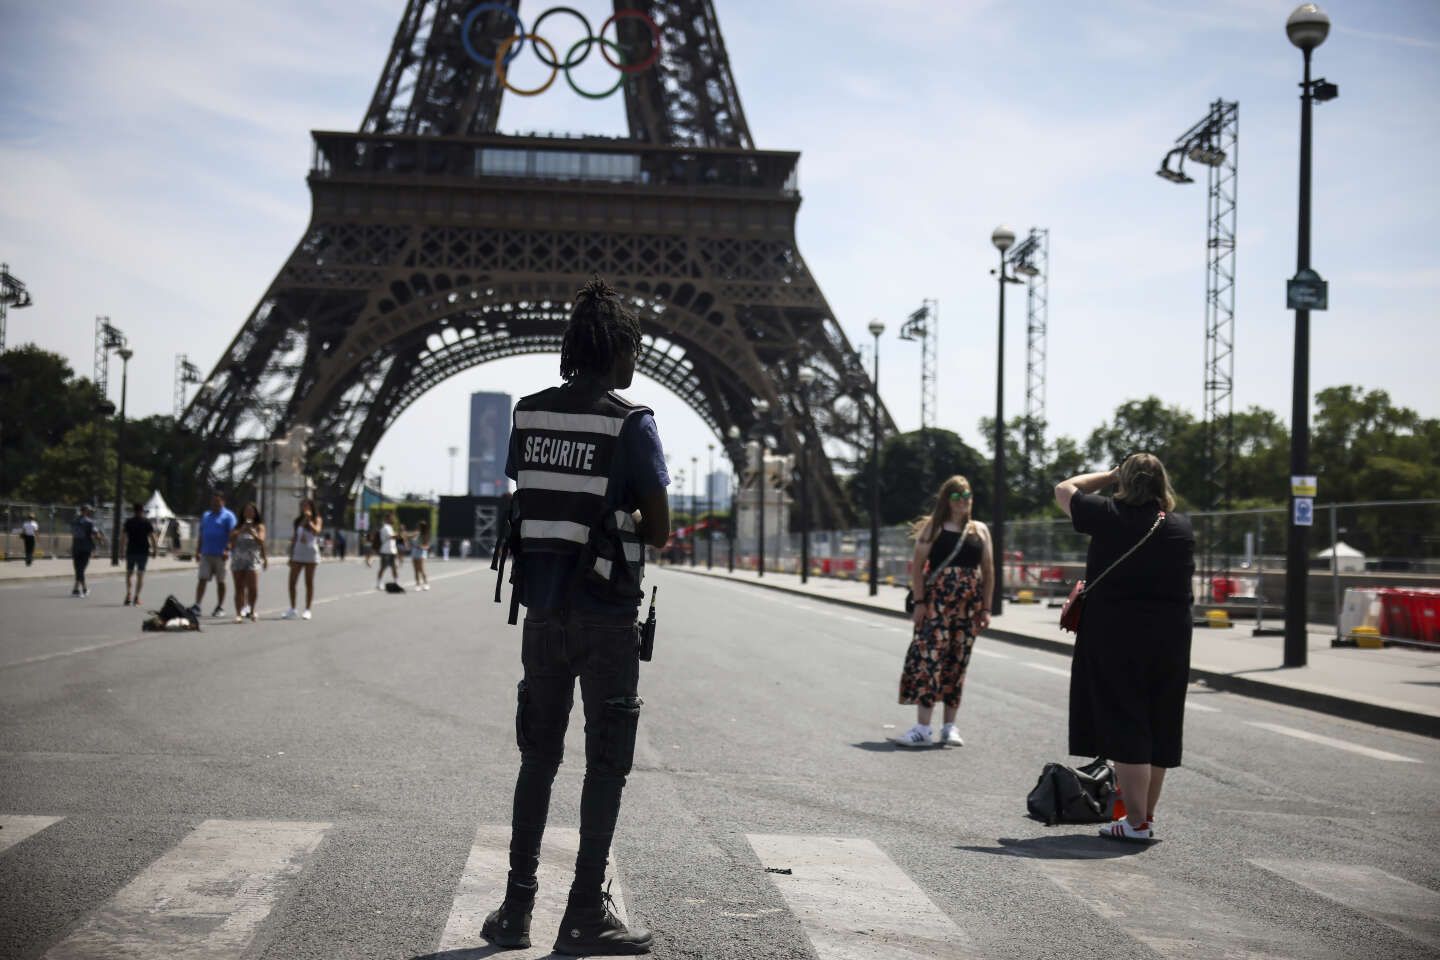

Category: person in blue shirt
[482, 277, 669, 956]
[193, 491, 237, 618]
[69, 505, 105, 597]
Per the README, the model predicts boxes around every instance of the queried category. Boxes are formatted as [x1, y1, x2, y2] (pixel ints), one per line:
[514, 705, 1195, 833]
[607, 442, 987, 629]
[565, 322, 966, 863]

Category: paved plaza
[2, 560, 1438, 959]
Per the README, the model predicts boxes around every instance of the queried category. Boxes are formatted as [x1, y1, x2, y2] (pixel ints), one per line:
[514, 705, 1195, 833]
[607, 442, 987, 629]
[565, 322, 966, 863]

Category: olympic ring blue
[461, 2, 526, 68]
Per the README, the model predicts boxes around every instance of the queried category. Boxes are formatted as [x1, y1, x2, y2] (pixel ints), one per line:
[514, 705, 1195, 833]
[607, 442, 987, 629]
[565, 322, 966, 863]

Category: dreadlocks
[559, 275, 643, 382]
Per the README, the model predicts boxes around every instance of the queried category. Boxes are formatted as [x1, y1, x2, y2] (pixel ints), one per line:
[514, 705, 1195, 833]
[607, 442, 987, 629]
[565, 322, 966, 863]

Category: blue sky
[2, 0, 1437, 499]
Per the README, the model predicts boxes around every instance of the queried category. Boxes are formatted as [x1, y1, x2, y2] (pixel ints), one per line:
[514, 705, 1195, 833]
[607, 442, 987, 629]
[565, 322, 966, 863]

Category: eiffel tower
[183, 0, 892, 524]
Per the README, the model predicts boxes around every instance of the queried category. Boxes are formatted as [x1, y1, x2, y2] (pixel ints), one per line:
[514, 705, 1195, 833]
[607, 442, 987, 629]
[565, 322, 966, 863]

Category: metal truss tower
[93, 316, 125, 399]
[1018, 230, 1048, 446]
[1158, 99, 1239, 585]
[898, 300, 938, 431]
[0, 263, 34, 352]
[174, 354, 202, 418]
[184, 0, 891, 525]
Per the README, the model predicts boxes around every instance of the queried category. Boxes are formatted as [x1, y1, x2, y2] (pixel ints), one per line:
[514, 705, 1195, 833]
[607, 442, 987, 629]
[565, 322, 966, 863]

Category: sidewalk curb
[0, 562, 195, 583]
[664, 566, 1440, 740]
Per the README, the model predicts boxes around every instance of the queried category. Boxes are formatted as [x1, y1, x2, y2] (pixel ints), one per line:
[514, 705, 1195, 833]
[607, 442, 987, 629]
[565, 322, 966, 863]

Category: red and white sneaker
[1099, 819, 1154, 842]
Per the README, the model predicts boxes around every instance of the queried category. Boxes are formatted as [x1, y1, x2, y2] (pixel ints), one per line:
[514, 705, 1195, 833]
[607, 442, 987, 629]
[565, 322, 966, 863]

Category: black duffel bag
[1026, 758, 1118, 825]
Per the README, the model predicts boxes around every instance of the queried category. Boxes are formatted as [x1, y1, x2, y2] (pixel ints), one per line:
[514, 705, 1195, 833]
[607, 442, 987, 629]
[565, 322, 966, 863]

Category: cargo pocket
[515, 680, 532, 750]
[600, 695, 642, 775]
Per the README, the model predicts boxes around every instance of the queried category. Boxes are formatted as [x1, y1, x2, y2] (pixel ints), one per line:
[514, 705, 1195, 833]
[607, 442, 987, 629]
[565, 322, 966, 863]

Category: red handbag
[1059, 511, 1166, 634]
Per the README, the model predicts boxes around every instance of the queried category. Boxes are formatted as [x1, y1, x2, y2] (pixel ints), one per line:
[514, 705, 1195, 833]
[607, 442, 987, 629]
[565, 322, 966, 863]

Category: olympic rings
[495, 33, 559, 97]
[458, 4, 661, 98]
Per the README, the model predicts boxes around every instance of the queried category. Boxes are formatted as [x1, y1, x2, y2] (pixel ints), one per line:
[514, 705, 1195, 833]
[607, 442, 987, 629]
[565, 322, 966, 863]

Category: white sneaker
[301, 609, 312, 621]
[939, 724, 964, 747]
[282, 608, 298, 620]
[1099, 819, 1154, 842]
[892, 724, 934, 748]
[239, 605, 251, 618]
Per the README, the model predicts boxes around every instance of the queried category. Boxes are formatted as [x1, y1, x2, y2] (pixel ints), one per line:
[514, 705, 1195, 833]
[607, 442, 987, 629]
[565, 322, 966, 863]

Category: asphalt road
[1, 559, 1438, 960]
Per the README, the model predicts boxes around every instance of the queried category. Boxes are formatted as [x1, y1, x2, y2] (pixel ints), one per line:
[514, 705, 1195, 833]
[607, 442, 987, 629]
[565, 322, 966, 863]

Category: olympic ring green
[562, 36, 627, 99]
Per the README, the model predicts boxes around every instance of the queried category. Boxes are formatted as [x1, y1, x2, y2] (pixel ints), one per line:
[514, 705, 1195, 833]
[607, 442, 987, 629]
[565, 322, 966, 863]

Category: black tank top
[929, 527, 983, 570]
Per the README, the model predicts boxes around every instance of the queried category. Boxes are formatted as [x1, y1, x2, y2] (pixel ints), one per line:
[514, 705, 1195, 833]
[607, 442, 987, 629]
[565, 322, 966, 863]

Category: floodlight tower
[1008, 230, 1048, 480]
[94, 317, 126, 398]
[0, 263, 34, 352]
[174, 354, 203, 418]
[1157, 99, 1239, 591]
[898, 300, 938, 433]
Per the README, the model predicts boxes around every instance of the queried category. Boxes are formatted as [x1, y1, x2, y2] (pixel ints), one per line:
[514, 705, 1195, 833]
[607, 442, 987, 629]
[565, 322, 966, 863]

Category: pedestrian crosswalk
[4, 814, 1439, 959]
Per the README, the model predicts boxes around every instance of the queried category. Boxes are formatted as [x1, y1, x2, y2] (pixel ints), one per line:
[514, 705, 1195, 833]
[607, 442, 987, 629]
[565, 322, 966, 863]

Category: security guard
[484, 277, 669, 955]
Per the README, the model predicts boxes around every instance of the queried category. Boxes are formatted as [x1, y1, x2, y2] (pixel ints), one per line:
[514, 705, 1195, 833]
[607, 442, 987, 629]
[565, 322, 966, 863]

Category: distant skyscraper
[707, 471, 731, 506]
[469, 392, 512, 496]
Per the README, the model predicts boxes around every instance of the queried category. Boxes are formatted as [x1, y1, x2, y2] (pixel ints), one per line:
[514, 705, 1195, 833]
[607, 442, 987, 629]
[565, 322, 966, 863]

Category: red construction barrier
[1377, 588, 1440, 646]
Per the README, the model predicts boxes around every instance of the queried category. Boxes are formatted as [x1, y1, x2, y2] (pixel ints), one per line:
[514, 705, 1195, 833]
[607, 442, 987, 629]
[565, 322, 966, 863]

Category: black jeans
[508, 608, 642, 907]
[72, 549, 92, 585]
[22, 535, 35, 566]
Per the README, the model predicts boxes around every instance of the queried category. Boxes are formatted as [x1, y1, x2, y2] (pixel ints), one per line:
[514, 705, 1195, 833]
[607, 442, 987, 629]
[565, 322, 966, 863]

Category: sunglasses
[948, 491, 973, 501]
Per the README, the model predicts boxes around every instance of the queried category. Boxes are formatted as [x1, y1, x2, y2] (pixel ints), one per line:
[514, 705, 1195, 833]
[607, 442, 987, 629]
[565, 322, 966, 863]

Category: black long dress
[1067, 493, 1195, 767]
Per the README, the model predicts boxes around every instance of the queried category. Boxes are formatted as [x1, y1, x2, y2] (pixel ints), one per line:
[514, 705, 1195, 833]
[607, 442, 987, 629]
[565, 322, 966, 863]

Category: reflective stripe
[594, 557, 613, 580]
[520, 519, 590, 544]
[514, 410, 627, 436]
[623, 541, 642, 563]
[614, 510, 638, 532]
[517, 470, 609, 495]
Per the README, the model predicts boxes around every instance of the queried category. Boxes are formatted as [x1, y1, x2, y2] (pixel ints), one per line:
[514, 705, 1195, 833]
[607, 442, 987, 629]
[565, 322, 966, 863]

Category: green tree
[18, 421, 151, 507]
[1312, 387, 1440, 504]
[1084, 397, 1205, 509]
[0, 346, 107, 496]
[850, 428, 992, 526]
[123, 415, 209, 514]
[1227, 406, 1290, 505]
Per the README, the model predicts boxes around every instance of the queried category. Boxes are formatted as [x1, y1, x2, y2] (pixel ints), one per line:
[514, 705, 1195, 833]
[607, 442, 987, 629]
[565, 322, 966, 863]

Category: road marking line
[1250, 859, 1440, 950]
[1244, 722, 1421, 763]
[746, 834, 976, 959]
[1031, 858, 1333, 959]
[0, 815, 64, 855]
[1019, 661, 1070, 678]
[1184, 701, 1219, 713]
[42, 818, 330, 960]
[970, 648, 1012, 661]
[439, 826, 630, 958]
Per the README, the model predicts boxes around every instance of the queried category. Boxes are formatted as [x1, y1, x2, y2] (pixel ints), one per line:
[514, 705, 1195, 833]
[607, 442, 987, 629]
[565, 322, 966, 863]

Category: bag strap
[1080, 511, 1166, 598]
[923, 524, 970, 591]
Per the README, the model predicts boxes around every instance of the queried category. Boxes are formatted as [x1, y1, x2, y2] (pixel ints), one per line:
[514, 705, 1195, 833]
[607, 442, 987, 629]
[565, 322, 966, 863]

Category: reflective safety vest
[494, 386, 651, 620]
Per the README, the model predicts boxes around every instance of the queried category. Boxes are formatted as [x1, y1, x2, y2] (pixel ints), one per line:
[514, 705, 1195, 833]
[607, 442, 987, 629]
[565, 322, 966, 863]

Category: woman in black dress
[1055, 453, 1194, 841]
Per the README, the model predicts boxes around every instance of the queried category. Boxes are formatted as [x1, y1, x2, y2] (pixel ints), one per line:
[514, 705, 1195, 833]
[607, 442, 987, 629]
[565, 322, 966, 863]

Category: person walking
[69, 505, 105, 597]
[334, 529, 347, 561]
[410, 520, 432, 591]
[122, 503, 157, 606]
[1055, 453, 1194, 842]
[21, 513, 39, 566]
[285, 498, 323, 620]
[229, 503, 268, 622]
[480, 276, 668, 955]
[374, 511, 400, 590]
[893, 475, 993, 748]
[194, 492, 236, 617]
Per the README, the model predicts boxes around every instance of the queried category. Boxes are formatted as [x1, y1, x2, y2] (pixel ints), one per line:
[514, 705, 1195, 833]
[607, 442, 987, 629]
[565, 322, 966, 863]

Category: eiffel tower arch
[183, 0, 893, 525]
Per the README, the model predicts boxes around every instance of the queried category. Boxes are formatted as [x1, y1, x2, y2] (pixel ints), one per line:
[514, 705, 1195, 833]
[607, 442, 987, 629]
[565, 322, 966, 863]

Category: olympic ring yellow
[495, 34, 559, 97]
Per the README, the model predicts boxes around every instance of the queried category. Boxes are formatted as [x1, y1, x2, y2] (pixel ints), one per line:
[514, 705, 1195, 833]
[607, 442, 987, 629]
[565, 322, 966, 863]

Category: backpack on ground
[143, 595, 200, 632]
[1025, 758, 1117, 825]
[384, 581, 405, 594]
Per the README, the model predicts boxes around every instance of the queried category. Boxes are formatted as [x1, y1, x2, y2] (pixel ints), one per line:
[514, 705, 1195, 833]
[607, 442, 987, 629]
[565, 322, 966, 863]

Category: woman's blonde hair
[910, 475, 973, 541]
[1115, 453, 1177, 511]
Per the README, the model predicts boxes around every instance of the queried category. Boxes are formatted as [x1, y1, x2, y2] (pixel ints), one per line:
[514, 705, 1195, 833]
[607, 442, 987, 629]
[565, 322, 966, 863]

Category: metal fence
[1, 501, 198, 561]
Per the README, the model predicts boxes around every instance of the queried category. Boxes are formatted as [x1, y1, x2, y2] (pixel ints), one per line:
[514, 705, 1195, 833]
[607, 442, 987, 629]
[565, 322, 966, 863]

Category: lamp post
[867, 320, 885, 596]
[690, 455, 698, 566]
[1284, 3, 1336, 668]
[109, 347, 133, 565]
[447, 446, 459, 495]
[753, 399, 770, 577]
[726, 427, 740, 572]
[990, 225, 1019, 616]
[798, 367, 816, 584]
[706, 442, 715, 569]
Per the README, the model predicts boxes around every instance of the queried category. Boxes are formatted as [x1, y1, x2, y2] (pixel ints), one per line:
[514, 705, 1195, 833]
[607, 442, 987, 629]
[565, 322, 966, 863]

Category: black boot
[480, 893, 534, 950]
[553, 886, 652, 956]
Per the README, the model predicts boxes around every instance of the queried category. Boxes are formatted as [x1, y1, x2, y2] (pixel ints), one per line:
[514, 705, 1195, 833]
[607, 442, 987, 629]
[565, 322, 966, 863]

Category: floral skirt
[898, 567, 983, 708]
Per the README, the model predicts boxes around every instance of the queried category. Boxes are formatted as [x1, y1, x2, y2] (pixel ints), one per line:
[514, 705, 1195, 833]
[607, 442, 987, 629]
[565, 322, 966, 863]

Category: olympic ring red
[458, 4, 662, 97]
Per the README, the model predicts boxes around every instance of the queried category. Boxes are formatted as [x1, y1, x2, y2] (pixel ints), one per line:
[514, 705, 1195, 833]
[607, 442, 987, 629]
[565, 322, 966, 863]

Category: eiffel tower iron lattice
[183, 0, 892, 524]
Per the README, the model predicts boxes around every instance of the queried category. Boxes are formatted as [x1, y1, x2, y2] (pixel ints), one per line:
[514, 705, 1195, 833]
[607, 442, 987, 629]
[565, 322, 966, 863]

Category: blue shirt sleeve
[624, 413, 669, 497]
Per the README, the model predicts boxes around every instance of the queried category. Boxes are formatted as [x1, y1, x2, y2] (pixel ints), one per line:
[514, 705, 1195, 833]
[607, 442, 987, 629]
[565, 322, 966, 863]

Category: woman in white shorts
[229, 502, 268, 622]
[285, 498, 323, 620]
[411, 520, 431, 591]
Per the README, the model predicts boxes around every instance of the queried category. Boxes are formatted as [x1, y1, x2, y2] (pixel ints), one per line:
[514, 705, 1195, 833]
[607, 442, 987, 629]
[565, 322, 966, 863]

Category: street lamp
[754, 399, 770, 577]
[867, 319, 885, 597]
[797, 367, 816, 584]
[110, 347, 133, 565]
[706, 442, 716, 569]
[1284, 2, 1337, 669]
[690, 455, 698, 566]
[991, 225, 1023, 616]
[726, 426, 741, 572]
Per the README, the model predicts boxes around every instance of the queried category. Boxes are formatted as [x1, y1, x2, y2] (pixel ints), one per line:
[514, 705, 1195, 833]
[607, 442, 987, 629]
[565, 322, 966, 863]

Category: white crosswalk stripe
[1245, 721, 1422, 763]
[1020, 660, 1070, 677]
[747, 834, 977, 959]
[0, 814, 64, 854]
[1251, 859, 1440, 950]
[1031, 857, 1336, 959]
[42, 818, 330, 960]
[438, 825, 631, 959]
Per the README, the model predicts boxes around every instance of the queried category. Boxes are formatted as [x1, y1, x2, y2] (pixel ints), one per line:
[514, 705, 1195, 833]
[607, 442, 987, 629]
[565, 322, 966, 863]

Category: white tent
[143, 490, 175, 520]
[144, 490, 190, 549]
[1316, 540, 1366, 573]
